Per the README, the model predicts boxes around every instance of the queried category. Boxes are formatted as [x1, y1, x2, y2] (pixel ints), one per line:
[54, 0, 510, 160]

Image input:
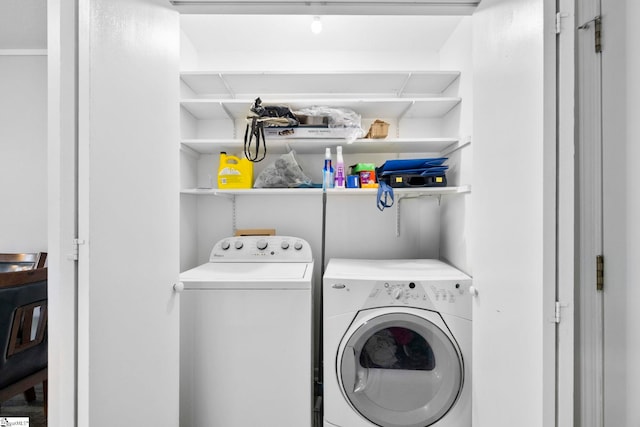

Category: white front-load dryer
[323, 259, 471, 427]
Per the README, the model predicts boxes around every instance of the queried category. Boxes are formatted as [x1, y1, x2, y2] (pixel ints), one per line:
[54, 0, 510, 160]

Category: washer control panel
[209, 236, 312, 262]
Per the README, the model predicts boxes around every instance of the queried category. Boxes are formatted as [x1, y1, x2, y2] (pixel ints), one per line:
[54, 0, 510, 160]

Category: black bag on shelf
[244, 97, 299, 162]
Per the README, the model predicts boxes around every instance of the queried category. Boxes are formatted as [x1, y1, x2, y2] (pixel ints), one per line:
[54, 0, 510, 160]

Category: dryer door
[337, 308, 463, 427]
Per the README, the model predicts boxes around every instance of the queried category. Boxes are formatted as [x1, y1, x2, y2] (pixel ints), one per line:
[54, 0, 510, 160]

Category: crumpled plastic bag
[253, 150, 313, 188]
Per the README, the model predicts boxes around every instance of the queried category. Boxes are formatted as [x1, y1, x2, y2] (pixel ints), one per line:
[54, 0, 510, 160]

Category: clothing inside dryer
[360, 327, 435, 370]
[341, 313, 463, 426]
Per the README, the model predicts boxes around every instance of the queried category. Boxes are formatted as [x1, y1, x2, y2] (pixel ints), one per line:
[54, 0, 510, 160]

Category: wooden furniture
[0, 267, 48, 416]
[0, 252, 47, 404]
[0, 252, 47, 273]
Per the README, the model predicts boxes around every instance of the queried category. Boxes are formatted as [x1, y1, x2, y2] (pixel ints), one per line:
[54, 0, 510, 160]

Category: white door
[75, 0, 181, 426]
[472, 0, 558, 425]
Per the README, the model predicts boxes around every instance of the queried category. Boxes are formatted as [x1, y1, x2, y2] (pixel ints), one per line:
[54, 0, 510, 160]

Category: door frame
[556, 0, 577, 425]
[47, 0, 80, 425]
[575, 0, 605, 425]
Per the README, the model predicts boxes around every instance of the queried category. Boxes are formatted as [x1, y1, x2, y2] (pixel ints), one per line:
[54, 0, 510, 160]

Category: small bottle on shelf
[334, 146, 345, 189]
[323, 147, 334, 190]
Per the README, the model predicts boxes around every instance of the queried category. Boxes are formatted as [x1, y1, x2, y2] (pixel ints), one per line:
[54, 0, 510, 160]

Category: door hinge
[68, 238, 86, 261]
[555, 301, 568, 324]
[555, 12, 569, 34]
[578, 15, 602, 53]
[596, 255, 604, 291]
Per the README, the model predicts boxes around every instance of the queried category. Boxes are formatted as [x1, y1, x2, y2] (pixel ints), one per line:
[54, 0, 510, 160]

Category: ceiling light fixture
[311, 16, 322, 34]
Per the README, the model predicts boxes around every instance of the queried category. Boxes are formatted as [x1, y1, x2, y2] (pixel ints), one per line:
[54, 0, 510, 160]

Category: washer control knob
[234, 240, 244, 250]
[392, 288, 404, 300]
[220, 241, 230, 250]
[469, 286, 479, 297]
[256, 239, 268, 250]
[281, 241, 290, 250]
[294, 241, 304, 250]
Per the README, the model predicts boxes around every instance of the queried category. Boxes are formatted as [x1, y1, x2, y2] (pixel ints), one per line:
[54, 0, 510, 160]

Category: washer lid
[338, 308, 463, 427]
[179, 262, 313, 289]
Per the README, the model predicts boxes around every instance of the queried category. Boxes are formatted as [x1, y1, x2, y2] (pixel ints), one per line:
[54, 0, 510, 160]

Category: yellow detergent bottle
[217, 152, 253, 189]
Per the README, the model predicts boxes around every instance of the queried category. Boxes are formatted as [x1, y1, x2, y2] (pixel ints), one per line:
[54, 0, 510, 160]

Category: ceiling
[0, 0, 47, 49]
[0, 1, 463, 54]
[181, 14, 464, 55]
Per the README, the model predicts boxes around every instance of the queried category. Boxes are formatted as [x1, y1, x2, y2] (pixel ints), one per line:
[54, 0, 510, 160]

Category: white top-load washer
[179, 235, 314, 427]
[323, 259, 471, 427]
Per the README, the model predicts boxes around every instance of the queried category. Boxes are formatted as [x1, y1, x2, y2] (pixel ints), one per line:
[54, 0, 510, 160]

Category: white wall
[602, 0, 640, 425]
[179, 15, 456, 71]
[0, 55, 47, 253]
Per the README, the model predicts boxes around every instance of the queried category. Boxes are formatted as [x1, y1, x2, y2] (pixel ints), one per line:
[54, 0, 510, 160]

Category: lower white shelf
[180, 138, 461, 156]
[180, 186, 471, 197]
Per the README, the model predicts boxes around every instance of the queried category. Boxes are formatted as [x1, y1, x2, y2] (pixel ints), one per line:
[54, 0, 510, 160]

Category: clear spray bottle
[323, 147, 334, 190]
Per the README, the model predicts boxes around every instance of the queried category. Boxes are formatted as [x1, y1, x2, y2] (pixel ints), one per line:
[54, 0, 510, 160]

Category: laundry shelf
[180, 186, 471, 197]
[180, 97, 461, 121]
[180, 71, 461, 98]
[180, 138, 461, 156]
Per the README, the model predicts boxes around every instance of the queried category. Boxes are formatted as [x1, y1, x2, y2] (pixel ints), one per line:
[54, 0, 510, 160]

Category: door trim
[576, 0, 604, 425]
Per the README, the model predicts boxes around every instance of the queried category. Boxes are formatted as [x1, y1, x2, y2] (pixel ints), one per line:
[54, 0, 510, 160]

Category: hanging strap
[377, 181, 395, 211]
[244, 116, 267, 162]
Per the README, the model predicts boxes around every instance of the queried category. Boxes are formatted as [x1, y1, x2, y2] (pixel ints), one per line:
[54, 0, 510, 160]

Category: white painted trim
[556, 1, 576, 426]
[47, 0, 79, 426]
[0, 49, 48, 56]
[576, 0, 604, 425]
[76, 0, 90, 424]
[543, 2, 560, 426]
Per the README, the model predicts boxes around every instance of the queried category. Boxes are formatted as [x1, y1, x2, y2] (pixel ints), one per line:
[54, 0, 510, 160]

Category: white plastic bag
[253, 150, 313, 188]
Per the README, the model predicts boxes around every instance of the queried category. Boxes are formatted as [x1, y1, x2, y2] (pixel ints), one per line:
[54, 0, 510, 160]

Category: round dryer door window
[338, 310, 463, 427]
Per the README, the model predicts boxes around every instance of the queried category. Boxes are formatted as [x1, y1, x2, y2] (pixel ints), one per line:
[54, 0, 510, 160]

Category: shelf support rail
[220, 102, 237, 138]
[395, 193, 442, 237]
[231, 194, 237, 235]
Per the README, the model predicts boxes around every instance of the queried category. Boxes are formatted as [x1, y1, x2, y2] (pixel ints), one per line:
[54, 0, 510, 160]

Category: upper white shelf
[179, 71, 462, 121]
[181, 71, 460, 98]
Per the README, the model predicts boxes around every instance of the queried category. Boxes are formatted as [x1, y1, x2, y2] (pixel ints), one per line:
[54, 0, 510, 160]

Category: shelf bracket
[397, 72, 412, 97]
[439, 138, 472, 157]
[397, 100, 414, 122]
[220, 102, 235, 122]
[218, 73, 236, 98]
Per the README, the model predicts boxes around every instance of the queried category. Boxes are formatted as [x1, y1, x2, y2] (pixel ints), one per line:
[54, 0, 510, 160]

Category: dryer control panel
[209, 235, 313, 263]
[361, 280, 471, 315]
[364, 281, 432, 310]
